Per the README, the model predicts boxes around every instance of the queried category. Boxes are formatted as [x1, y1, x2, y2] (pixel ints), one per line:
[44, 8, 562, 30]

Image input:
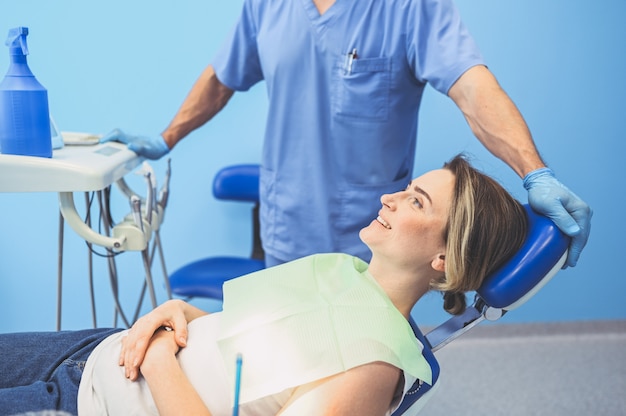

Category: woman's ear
[431, 254, 446, 273]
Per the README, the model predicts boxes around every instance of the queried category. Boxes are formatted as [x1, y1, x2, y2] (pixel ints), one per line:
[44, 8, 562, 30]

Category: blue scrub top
[212, 0, 484, 262]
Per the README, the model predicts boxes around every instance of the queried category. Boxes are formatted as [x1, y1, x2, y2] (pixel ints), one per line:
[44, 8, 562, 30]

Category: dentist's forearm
[161, 64, 234, 149]
[448, 65, 545, 178]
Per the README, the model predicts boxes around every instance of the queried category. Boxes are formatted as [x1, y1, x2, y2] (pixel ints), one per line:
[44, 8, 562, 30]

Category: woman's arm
[120, 299, 208, 380]
[278, 362, 402, 416]
[140, 328, 213, 416]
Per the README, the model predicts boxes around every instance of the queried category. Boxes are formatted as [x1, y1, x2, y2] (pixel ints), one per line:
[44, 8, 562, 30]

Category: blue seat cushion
[169, 257, 265, 299]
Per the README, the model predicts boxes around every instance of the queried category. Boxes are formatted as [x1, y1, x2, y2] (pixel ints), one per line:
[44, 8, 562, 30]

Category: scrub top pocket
[333, 56, 391, 122]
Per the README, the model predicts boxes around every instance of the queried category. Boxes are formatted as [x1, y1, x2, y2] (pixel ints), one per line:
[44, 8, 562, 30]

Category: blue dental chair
[392, 205, 570, 415]
[168, 164, 265, 300]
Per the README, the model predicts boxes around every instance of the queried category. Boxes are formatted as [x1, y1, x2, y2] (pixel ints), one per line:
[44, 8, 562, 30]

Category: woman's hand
[119, 299, 206, 380]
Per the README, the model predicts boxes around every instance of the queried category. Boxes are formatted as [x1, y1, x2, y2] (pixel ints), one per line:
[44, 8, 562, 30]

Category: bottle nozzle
[5, 27, 29, 55]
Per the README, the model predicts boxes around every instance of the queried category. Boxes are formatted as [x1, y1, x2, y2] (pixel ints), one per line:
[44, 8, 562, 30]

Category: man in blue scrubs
[103, 0, 591, 268]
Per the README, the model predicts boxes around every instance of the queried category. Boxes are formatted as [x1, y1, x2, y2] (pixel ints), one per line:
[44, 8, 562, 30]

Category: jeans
[0, 328, 122, 416]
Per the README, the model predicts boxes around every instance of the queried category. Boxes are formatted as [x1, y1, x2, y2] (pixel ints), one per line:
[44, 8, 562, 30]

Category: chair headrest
[476, 204, 570, 310]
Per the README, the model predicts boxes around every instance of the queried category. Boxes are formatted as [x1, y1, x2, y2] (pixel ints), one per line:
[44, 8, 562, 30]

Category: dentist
[103, 0, 591, 268]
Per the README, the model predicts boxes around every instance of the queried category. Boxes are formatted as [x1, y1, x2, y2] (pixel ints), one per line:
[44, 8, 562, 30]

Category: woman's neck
[367, 257, 432, 319]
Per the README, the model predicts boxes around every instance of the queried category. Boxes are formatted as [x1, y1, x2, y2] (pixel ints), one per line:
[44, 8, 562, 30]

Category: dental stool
[169, 164, 265, 300]
[393, 205, 570, 415]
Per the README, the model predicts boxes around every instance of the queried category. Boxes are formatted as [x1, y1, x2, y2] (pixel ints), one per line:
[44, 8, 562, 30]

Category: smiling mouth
[376, 216, 391, 229]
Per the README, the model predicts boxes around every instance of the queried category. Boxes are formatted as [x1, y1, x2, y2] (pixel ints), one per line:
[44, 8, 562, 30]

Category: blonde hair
[430, 155, 528, 315]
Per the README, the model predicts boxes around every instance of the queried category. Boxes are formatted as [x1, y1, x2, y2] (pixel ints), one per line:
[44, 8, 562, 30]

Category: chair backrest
[213, 164, 260, 202]
[391, 318, 441, 416]
[213, 164, 264, 260]
[393, 205, 570, 415]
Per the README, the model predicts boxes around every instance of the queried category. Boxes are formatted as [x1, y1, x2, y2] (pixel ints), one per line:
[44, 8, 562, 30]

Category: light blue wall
[1, 1, 624, 333]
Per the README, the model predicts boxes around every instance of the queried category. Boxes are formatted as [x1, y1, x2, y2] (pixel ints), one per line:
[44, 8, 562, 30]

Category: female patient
[0, 155, 527, 416]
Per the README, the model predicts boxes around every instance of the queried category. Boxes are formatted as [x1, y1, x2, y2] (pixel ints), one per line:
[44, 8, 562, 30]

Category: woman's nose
[380, 193, 395, 208]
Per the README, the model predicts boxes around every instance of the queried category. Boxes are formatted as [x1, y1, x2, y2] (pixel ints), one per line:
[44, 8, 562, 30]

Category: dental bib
[217, 253, 432, 404]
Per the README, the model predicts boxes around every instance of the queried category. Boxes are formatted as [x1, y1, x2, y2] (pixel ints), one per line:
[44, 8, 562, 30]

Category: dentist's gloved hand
[100, 128, 170, 160]
[524, 167, 592, 268]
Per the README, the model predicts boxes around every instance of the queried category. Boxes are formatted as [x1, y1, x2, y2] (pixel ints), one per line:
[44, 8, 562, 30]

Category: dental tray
[0, 140, 143, 192]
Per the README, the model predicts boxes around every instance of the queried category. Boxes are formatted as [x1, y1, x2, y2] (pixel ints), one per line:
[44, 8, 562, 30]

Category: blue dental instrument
[233, 353, 243, 416]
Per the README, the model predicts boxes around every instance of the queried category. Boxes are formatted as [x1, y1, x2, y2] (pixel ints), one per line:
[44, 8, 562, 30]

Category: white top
[77, 254, 431, 415]
[77, 313, 294, 415]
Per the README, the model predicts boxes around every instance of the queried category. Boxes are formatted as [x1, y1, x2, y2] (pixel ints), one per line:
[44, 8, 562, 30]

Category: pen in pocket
[346, 48, 358, 74]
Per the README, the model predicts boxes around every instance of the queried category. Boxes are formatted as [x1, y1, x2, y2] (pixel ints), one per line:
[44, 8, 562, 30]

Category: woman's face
[360, 168, 455, 270]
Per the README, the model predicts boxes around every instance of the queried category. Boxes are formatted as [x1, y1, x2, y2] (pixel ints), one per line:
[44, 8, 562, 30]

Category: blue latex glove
[524, 167, 592, 268]
[100, 129, 170, 160]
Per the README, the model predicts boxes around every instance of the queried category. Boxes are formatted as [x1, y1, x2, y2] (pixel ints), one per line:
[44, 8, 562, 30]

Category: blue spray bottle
[0, 27, 52, 158]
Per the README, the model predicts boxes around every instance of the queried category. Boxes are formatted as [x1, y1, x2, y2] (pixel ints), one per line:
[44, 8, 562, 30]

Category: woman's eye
[412, 197, 422, 208]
